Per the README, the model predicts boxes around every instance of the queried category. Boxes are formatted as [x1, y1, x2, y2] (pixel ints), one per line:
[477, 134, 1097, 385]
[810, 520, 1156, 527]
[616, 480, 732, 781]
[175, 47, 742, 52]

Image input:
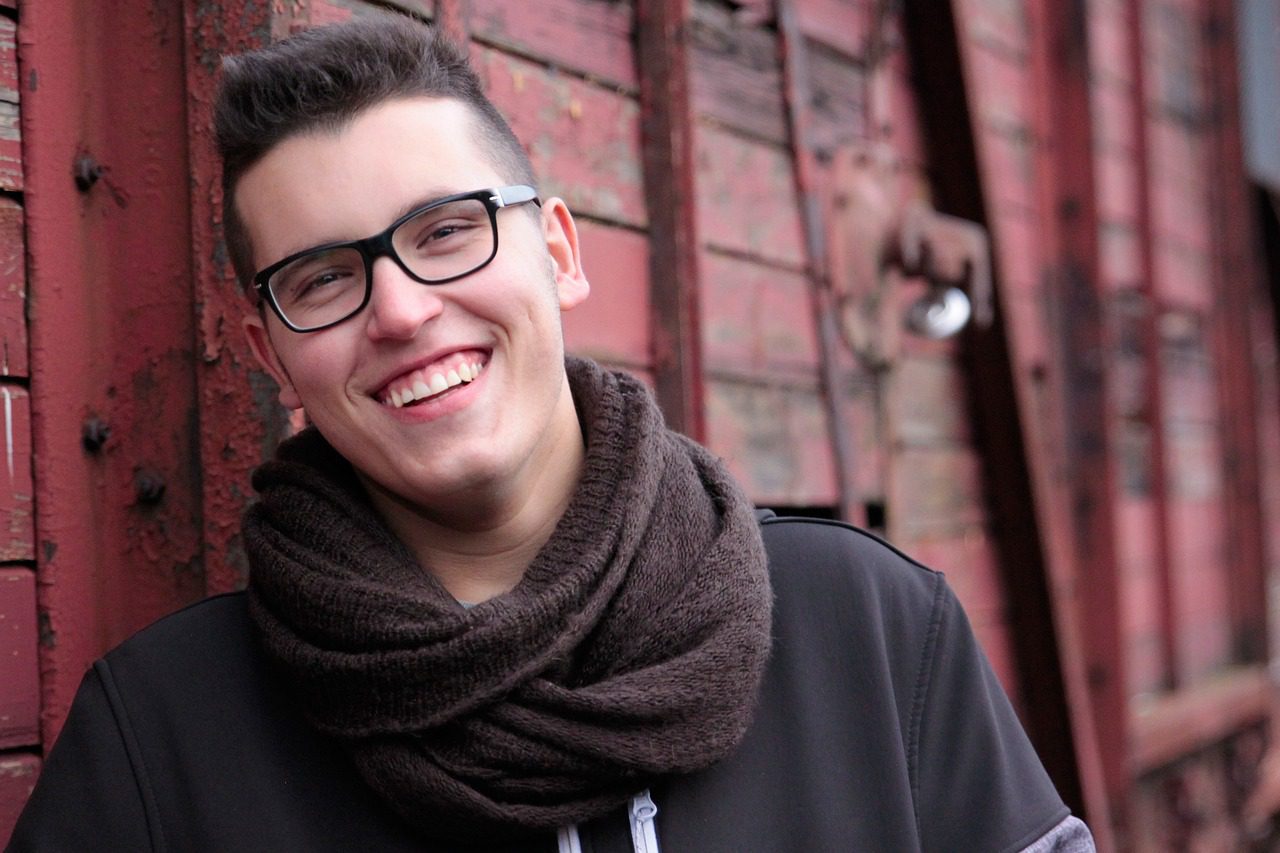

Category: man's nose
[364, 256, 445, 340]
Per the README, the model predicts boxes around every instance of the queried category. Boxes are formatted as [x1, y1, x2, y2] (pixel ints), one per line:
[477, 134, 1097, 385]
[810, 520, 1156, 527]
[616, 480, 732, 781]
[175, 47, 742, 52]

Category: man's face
[239, 97, 589, 516]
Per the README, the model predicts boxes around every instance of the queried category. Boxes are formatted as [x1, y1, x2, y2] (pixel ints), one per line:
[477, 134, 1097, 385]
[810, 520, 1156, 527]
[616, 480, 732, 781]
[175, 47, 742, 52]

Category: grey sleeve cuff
[1019, 816, 1096, 853]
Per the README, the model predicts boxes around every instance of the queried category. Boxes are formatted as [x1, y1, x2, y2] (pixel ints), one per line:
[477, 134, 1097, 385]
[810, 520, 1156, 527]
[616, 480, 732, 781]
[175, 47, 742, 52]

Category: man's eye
[290, 269, 351, 300]
[415, 220, 474, 249]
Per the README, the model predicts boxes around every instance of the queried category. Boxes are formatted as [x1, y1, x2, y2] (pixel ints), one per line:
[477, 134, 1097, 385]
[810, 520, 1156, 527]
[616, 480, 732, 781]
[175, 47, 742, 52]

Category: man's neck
[360, 390, 586, 604]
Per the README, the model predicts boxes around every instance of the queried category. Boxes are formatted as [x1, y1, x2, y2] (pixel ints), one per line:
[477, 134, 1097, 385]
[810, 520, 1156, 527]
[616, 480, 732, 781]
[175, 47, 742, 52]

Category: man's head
[216, 17, 591, 531]
[215, 15, 536, 289]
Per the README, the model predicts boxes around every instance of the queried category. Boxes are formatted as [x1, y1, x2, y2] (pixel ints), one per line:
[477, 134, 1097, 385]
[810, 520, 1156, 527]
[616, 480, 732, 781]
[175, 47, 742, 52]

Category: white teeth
[384, 359, 488, 408]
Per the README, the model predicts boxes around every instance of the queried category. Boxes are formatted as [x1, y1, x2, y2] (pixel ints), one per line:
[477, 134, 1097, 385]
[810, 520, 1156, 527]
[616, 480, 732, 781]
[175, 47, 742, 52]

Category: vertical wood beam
[1126, 0, 1181, 692]
[636, 0, 706, 441]
[183, 1, 286, 597]
[24, 0, 206, 743]
[1201, 0, 1270, 665]
[1027, 0, 1129, 835]
[775, 0, 856, 521]
[902, 0, 1096, 826]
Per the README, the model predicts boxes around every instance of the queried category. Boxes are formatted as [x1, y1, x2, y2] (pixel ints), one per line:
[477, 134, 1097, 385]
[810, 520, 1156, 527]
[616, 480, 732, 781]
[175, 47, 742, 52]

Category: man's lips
[377, 350, 489, 408]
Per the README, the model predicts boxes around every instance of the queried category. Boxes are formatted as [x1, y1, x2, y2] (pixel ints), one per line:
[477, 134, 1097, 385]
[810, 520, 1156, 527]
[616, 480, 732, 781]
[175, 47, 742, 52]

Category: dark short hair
[214, 14, 537, 288]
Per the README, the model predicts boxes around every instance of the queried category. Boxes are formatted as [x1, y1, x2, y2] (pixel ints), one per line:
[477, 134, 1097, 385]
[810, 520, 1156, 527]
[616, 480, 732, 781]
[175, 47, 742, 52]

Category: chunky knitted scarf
[244, 357, 772, 841]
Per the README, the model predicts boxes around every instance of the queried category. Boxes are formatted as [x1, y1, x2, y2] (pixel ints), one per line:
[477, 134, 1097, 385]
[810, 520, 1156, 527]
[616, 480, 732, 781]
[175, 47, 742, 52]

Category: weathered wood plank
[695, 124, 805, 267]
[1152, 240, 1212, 309]
[0, 18, 20, 192]
[1158, 312, 1215, 423]
[881, 63, 924, 166]
[805, 40, 866, 159]
[794, 0, 872, 60]
[477, 46, 646, 227]
[1148, 145, 1211, 250]
[700, 250, 817, 377]
[0, 384, 30, 562]
[1165, 424, 1222, 500]
[562, 221, 650, 368]
[1091, 76, 1137, 154]
[1096, 147, 1139, 225]
[965, 40, 1030, 136]
[0, 199, 24, 379]
[1118, 497, 1165, 696]
[0, 569, 38, 750]
[471, 0, 636, 90]
[891, 355, 973, 445]
[1170, 498, 1230, 682]
[689, 1, 787, 144]
[705, 379, 836, 506]
[1098, 221, 1141, 291]
[1130, 665, 1269, 774]
[0, 16, 15, 104]
[889, 444, 988, 537]
[991, 206, 1040, 296]
[1086, 0, 1131, 87]
[975, 122, 1036, 212]
[0, 754, 40, 844]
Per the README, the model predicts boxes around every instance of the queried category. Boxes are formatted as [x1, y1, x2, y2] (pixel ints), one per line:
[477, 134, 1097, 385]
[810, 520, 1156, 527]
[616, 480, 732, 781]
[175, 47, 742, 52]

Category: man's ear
[541, 197, 590, 311]
[243, 312, 304, 410]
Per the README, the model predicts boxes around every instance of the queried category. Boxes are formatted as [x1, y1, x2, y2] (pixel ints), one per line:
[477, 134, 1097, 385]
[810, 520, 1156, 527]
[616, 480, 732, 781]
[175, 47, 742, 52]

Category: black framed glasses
[252, 185, 542, 332]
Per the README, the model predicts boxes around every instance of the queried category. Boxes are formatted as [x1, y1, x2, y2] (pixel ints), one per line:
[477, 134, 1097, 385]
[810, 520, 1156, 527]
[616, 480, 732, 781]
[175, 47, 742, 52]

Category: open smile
[378, 351, 489, 408]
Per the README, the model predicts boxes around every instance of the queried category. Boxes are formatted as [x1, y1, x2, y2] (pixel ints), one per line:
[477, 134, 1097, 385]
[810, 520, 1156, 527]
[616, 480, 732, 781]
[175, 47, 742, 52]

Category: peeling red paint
[0, 569, 38, 750]
[22, 0, 206, 744]
[0, 200, 26, 378]
[478, 46, 646, 228]
[183, 0, 282, 595]
[0, 385, 31, 561]
[0, 17, 20, 192]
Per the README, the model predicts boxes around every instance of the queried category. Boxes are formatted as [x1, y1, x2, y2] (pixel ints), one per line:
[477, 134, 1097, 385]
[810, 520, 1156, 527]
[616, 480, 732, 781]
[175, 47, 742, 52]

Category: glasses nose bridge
[359, 226, 428, 288]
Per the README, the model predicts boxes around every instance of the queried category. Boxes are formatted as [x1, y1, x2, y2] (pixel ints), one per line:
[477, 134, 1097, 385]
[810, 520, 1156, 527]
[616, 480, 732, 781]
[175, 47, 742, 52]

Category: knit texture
[243, 357, 772, 841]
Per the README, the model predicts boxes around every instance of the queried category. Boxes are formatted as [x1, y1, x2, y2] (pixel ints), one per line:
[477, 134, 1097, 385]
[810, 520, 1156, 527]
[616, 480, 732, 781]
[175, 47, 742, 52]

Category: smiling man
[236, 95, 592, 605]
[7, 14, 1092, 853]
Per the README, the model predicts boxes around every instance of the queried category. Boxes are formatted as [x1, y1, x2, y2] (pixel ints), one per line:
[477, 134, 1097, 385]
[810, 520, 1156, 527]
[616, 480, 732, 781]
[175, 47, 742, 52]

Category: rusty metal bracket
[826, 142, 994, 368]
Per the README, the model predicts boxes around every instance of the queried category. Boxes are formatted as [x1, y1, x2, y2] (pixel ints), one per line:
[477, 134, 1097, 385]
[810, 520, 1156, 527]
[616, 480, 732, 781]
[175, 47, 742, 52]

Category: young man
[8, 16, 1093, 852]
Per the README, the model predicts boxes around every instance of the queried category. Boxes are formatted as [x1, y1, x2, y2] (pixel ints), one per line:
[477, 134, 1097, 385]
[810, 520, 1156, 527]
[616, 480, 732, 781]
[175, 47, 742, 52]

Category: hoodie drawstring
[556, 789, 660, 853]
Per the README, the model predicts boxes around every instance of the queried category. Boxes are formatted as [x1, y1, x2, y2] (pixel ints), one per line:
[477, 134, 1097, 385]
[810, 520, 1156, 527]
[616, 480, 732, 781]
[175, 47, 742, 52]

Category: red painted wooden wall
[0, 0, 39, 829]
[2, 1, 1279, 849]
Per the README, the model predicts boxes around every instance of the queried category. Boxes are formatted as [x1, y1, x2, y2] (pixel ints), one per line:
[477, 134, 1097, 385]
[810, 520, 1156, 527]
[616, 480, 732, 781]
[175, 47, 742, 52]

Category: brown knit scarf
[244, 357, 772, 841]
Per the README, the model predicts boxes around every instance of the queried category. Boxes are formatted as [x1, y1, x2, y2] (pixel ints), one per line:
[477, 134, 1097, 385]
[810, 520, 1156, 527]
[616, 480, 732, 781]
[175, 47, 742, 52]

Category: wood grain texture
[0, 569, 38, 750]
[0, 18, 19, 192]
[0, 199, 24, 378]
[0, 384, 29, 562]
[472, 0, 636, 90]
[705, 378, 836, 506]
[695, 124, 805, 267]
[700, 249, 817, 377]
[477, 46, 646, 227]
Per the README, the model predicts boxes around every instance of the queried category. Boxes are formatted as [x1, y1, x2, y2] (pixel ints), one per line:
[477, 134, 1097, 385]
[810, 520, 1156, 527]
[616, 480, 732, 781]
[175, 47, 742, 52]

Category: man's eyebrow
[274, 186, 482, 261]
[388, 186, 480, 222]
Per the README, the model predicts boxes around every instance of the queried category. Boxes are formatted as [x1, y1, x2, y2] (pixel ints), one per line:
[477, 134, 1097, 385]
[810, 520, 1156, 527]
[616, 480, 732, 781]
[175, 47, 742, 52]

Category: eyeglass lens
[267, 197, 495, 329]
